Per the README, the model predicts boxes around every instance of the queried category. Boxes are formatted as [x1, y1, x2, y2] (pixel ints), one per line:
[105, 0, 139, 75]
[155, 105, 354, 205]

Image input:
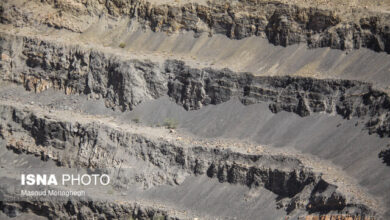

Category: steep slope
[1, 0, 390, 220]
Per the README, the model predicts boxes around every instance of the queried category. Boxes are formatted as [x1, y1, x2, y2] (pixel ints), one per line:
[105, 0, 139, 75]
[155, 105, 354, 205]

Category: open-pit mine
[1, 0, 390, 219]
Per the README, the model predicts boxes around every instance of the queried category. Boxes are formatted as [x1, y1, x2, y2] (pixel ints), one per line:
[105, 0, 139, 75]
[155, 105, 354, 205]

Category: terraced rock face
[0, 95, 381, 219]
[2, 0, 390, 52]
[2, 33, 390, 137]
[0, 0, 390, 220]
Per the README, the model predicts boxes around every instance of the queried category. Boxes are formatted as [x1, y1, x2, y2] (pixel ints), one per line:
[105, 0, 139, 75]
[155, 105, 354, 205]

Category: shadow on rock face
[379, 147, 390, 166]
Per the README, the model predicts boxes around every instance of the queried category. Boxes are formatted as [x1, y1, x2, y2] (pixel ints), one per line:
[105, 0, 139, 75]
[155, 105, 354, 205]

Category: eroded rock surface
[2, 34, 390, 138]
[0, 100, 379, 219]
[0, 0, 390, 219]
[2, 0, 390, 53]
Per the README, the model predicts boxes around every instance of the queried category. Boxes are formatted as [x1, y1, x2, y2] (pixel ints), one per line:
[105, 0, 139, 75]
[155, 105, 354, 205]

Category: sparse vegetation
[119, 42, 126, 48]
[163, 118, 178, 129]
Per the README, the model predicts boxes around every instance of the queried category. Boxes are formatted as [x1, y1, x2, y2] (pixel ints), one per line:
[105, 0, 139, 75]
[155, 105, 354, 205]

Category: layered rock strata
[0, 100, 379, 219]
[1, 0, 390, 53]
[1, 33, 390, 138]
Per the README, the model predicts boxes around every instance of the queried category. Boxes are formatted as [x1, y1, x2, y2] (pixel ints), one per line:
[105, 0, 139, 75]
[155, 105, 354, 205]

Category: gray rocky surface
[0, 0, 390, 219]
[2, 33, 390, 138]
[0, 99, 380, 219]
[2, 0, 390, 53]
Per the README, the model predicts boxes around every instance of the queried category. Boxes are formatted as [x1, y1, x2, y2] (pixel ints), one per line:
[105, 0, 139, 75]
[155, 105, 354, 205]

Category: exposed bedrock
[1, 34, 390, 138]
[0, 102, 377, 218]
[379, 146, 390, 166]
[1, 0, 390, 53]
[0, 1, 389, 219]
[0, 200, 179, 220]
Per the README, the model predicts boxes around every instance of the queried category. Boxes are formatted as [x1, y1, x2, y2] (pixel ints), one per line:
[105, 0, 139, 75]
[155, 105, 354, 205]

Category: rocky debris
[0, 101, 379, 218]
[304, 215, 375, 220]
[1, 33, 390, 138]
[0, 200, 180, 220]
[1, 0, 390, 53]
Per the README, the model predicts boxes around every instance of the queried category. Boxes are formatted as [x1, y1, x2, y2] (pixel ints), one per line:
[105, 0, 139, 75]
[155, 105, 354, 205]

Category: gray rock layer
[0, 200, 178, 220]
[0, 103, 376, 218]
[1, 0, 390, 53]
[1, 33, 390, 138]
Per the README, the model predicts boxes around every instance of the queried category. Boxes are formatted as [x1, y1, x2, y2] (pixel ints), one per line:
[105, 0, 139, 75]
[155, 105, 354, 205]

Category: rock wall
[0, 1, 389, 219]
[0, 102, 376, 218]
[0, 200, 179, 220]
[1, 0, 390, 53]
[1, 33, 390, 138]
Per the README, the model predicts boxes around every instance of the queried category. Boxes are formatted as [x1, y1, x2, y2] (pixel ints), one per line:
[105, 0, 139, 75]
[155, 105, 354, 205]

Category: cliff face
[0, 101, 377, 218]
[2, 0, 390, 53]
[167, 61, 390, 138]
[0, 200, 180, 220]
[2, 33, 390, 138]
[0, 0, 390, 219]
[130, 0, 390, 52]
